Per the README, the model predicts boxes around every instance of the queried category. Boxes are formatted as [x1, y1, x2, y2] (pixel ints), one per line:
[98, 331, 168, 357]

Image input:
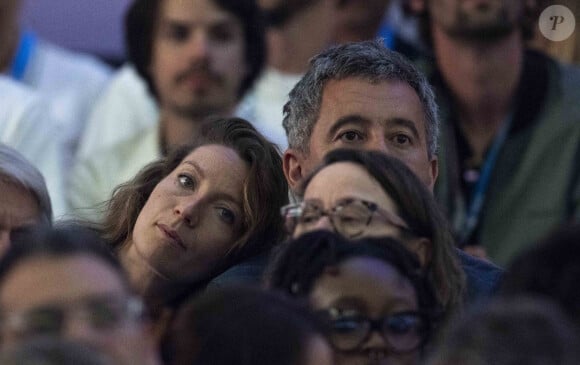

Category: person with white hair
[0, 143, 53, 256]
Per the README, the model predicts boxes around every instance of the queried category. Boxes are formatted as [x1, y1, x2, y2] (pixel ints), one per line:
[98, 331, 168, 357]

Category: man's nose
[185, 32, 210, 61]
[63, 315, 104, 344]
[369, 137, 388, 153]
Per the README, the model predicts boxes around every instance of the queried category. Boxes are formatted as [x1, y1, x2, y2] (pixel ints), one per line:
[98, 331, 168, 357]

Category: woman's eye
[178, 174, 196, 189]
[338, 130, 364, 143]
[218, 208, 236, 225]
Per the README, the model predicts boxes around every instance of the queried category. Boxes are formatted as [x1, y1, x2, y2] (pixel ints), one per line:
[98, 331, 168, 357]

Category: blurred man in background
[68, 0, 266, 220]
[408, 0, 580, 265]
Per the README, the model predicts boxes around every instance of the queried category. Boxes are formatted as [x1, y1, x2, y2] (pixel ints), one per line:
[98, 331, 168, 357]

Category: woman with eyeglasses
[280, 148, 487, 315]
[267, 230, 440, 365]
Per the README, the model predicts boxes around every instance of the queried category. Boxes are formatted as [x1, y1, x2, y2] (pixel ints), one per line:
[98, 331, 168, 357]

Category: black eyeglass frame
[319, 309, 433, 354]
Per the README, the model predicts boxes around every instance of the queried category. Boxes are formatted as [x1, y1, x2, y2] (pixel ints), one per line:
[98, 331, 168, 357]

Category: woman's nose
[174, 197, 203, 227]
[312, 216, 334, 232]
[362, 329, 389, 352]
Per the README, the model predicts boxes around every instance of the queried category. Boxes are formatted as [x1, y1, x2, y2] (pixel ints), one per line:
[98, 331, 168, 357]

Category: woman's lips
[157, 224, 186, 251]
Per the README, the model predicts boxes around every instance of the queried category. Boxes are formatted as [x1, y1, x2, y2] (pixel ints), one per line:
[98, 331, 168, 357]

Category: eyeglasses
[281, 198, 409, 239]
[0, 295, 143, 340]
[320, 308, 430, 353]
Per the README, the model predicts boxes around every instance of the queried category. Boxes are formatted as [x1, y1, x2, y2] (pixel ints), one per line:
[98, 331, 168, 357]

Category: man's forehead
[159, 0, 242, 24]
[317, 78, 426, 127]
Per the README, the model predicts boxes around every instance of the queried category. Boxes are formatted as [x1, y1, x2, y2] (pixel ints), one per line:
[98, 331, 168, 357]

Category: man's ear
[283, 148, 305, 192]
[407, 237, 432, 267]
[428, 157, 438, 192]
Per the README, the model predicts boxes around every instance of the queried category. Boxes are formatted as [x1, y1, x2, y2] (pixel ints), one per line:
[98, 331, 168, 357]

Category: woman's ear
[407, 237, 432, 267]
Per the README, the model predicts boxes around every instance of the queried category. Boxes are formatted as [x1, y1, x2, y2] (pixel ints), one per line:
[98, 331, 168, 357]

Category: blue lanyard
[457, 112, 514, 244]
[377, 23, 395, 50]
[9, 31, 37, 81]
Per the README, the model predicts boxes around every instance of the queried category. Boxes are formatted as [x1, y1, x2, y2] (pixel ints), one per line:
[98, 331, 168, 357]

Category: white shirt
[77, 64, 159, 159]
[236, 67, 302, 152]
[0, 76, 68, 219]
[14, 36, 112, 169]
[68, 126, 161, 222]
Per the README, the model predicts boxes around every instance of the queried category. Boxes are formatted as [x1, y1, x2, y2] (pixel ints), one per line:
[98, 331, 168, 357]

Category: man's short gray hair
[0, 144, 52, 224]
[282, 39, 439, 158]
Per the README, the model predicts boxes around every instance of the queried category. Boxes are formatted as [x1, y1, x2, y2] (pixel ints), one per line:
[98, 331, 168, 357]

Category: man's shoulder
[77, 126, 160, 169]
[207, 251, 271, 289]
[78, 65, 158, 159]
[455, 248, 504, 302]
[34, 41, 112, 84]
[0, 76, 50, 138]
[0, 76, 38, 106]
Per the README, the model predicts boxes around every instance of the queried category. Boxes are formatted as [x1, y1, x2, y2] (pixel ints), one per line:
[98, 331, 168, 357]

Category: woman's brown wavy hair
[98, 117, 288, 268]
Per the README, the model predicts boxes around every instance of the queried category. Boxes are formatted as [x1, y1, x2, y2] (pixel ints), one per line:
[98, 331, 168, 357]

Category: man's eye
[166, 25, 189, 42]
[178, 174, 196, 189]
[392, 134, 411, 145]
[338, 131, 364, 142]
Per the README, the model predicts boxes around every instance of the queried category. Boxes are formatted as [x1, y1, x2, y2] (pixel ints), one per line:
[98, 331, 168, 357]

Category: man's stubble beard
[443, 5, 520, 43]
[171, 101, 231, 121]
[169, 88, 236, 121]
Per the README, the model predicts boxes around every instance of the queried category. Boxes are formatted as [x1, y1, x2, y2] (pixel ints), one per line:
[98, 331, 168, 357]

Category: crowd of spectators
[1, 0, 579, 364]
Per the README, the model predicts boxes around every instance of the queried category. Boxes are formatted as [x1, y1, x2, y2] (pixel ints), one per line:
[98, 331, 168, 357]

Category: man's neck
[433, 26, 524, 161]
[159, 105, 235, 153]
[159, 110, 204, 153]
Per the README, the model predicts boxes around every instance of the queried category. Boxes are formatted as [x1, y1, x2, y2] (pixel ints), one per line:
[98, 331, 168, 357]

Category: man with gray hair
[0, 144, 52, 255]
[281, 40, 503, 301]
[282, 39, 439, 192]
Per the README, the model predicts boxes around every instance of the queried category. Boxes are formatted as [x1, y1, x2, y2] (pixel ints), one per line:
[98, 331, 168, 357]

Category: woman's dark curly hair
[266, 230, 441, 320]
[98, 117, 288, 267]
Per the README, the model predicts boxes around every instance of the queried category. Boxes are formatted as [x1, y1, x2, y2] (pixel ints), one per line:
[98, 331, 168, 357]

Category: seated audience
[500, 223, 580, 327]
[236, 0, 338, 151]
[267, 230, 440, 365]
[283, 148, 502, 313]
[0, 0, 111, 169]
[163, 286, 333, 365]
[0, 144, 52, 256]
[426, 296, 580, 365]
[94, 118, 287, 310]
[69, 0, 266, 219]
[407, 0, 580, 264]
[0, 225, 160, 365]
